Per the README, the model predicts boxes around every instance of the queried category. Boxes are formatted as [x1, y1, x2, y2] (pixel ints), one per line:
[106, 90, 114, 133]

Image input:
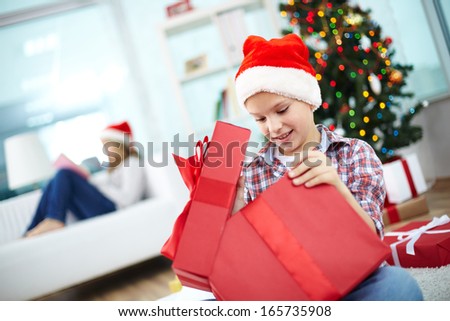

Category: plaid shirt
[243, 124, 386, 237]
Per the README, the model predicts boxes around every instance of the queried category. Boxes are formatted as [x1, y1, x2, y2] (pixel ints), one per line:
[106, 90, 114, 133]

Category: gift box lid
[170, 121, 251, 289]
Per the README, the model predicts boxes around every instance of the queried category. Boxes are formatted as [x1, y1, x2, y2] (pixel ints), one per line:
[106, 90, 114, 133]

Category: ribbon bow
[386, 214, 450, 267]
[161, 137, 209, 260]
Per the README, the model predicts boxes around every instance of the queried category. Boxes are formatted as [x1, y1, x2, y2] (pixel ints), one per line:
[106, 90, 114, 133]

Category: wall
[396, 97, 450, 181]
[96, 0, 450, 179]
[422, 97, 450, 179]
[122, 0, 450, 178]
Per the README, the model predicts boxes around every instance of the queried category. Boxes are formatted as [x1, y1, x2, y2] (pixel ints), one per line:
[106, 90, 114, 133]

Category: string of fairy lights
[280, 0, 422, 157]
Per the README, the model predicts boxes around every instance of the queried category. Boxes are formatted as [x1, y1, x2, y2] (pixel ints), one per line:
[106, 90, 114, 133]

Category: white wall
[422, 97, 450, 179]
[396, 96, 450, 180]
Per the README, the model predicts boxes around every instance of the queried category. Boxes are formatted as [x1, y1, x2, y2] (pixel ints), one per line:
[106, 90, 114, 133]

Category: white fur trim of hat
[235, 66, 322, 110]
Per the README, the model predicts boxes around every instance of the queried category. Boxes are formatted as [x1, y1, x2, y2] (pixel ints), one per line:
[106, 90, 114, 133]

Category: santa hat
[235, 34, 322, 111]
[100, 121, 133, 144]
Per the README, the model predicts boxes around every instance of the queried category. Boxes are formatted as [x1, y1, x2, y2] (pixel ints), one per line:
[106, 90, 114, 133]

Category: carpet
[407, 265, 450, 300]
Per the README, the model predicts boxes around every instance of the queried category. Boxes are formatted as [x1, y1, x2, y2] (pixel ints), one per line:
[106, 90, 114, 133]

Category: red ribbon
[161, 137, 208, 260]
[401, 159, 418, 198]
[243, 199, 340, 300]
[386, 205, 401, 224]
[383, 157, 418, 224]
[384, 196, 400, 224]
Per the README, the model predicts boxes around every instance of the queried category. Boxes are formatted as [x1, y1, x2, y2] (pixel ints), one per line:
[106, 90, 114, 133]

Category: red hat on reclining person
[235, 34, 322, 111]
[100, 121, 133, 144]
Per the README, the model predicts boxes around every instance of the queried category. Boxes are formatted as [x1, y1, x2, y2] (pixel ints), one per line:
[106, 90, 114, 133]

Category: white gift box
[382, 153, 427, 204]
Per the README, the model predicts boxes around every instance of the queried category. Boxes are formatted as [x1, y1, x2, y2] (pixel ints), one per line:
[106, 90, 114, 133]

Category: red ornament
[340, 104, 350, 113]
[385, 37, 393, 45]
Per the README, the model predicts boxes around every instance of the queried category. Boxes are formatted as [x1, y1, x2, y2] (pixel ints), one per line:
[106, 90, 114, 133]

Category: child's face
[245, 92, 317, 156]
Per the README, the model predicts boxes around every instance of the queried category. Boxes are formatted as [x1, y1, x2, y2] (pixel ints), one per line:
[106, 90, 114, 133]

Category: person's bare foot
[25, 218, 64, 237]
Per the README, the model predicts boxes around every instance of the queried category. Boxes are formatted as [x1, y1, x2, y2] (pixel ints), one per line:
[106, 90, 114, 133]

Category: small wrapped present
[209, 176, 391, 300]
[382, 153, 427, 204]
[384, 215, 450, 268]
[161, 121, 250, 291]
[383, 195, 429, 225]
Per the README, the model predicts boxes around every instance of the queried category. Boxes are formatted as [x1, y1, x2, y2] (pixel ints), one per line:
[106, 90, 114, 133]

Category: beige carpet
[407, 265, 450, 300]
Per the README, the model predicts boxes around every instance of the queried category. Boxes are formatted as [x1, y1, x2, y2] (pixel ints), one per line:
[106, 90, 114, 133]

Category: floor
[39, 177, 450, 301]
[39, 256, 176, 301]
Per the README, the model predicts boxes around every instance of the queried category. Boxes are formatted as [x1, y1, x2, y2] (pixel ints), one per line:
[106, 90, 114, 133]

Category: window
[0, 0, 68, 15]
[0, 2, 133, 200]
[434, 0, 450, 53]
[358, 0, 449, 101]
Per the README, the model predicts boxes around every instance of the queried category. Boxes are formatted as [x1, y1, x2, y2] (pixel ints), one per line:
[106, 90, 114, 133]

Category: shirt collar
[255, 124, 351, 165]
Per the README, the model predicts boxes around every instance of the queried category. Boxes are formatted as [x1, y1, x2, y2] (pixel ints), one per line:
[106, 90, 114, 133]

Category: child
[25, 121, 147, 237]
[232, 34, 423, 300]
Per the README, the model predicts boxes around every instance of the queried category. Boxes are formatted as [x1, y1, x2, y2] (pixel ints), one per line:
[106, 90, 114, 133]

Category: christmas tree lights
[279, 0, 425, 162]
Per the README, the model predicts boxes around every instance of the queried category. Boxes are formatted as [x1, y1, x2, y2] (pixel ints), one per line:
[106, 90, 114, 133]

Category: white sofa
[0, 158, 188, 300]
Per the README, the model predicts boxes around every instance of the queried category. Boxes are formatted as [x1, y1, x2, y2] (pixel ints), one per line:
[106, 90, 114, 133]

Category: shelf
[180, 61, 242, 83]
[158, 0, 280, 135]
[180, 65, 228, 83]
[160, 0, 262, 36]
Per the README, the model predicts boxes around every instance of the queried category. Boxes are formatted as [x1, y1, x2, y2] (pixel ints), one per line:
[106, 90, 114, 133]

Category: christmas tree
[279, 0, 427, 162]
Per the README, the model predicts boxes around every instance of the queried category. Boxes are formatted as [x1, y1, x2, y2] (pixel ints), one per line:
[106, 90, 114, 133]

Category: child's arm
[287, 149, 377, 234]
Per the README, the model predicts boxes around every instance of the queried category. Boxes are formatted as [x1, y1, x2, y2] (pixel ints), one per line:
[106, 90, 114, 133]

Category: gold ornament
[388, 69, 403, 84]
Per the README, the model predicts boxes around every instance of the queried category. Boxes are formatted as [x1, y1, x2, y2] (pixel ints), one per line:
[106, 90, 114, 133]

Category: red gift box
[384, 215, 450, 268]
[161, 121, 250, 291]
[209, 175, 391, 300]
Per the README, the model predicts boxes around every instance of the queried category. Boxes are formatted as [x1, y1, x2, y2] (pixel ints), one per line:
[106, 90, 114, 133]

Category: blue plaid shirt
[243, 124, 386, 237]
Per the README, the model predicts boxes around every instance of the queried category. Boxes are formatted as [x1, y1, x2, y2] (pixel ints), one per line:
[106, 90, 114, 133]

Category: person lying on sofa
[25, 121, 147, 237]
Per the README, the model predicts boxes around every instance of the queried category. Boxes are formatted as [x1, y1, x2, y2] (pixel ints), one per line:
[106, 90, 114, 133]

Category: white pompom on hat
[100, 121, 133, 144]
[235, 34, 322, 111]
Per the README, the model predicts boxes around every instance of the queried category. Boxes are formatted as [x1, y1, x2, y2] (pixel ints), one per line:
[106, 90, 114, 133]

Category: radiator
[0, 190, 41, 245]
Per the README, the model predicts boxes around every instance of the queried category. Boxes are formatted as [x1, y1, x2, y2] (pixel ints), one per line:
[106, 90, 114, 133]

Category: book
[53, 154, 90, 179]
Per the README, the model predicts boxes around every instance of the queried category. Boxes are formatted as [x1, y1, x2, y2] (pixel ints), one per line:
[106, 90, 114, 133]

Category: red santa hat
[100, 121, 133, 144]
[235, 34, 322, 111]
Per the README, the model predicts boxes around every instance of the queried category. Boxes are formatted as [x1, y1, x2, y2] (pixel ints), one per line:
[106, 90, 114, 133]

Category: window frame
[422, 0, 450, 102]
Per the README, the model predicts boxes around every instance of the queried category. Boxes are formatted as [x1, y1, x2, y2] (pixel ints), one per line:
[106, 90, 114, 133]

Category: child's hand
[232, 175, 246, 214]
[287, 150, 341, 189]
